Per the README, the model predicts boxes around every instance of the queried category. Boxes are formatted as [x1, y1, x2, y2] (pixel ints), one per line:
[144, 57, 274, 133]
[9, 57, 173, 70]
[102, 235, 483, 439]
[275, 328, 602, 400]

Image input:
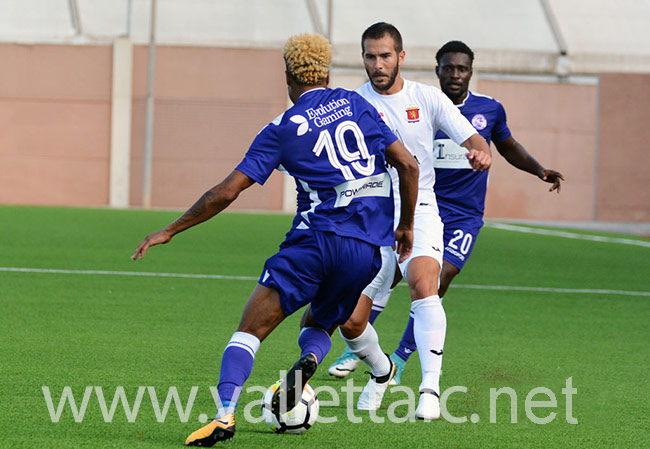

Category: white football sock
[411, 295, 446, 395]
[371, 288, 394, 315]
[339, 323, 390, 377]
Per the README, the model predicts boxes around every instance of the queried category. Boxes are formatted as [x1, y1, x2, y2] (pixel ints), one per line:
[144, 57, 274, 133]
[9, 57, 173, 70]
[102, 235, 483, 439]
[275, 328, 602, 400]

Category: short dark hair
[361, 22, 403, 54]
[435, 40, 474, 65]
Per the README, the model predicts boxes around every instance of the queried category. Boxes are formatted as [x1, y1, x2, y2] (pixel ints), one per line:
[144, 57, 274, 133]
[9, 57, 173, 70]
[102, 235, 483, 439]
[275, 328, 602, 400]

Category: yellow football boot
[185, 413, 235, 446]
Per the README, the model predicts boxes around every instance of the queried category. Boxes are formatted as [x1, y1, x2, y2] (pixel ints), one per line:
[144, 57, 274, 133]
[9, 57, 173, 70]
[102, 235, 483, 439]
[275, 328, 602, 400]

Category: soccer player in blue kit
[329, 40, 564, 396]
[131, 33, 418, 445]
[428, 40, 564, 295]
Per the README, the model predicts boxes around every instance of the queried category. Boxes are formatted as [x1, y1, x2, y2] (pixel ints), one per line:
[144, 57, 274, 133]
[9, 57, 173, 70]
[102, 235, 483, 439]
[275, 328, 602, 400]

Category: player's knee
[409, 277, 438, 299]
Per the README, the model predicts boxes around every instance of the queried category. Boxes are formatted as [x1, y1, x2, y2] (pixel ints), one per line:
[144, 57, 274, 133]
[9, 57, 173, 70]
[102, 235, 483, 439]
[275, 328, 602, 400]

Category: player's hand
[394, 227, 413, 264]
[466, 148, 492, 172]
[131, 228, 173, 260]
[539, 169, 565, 193]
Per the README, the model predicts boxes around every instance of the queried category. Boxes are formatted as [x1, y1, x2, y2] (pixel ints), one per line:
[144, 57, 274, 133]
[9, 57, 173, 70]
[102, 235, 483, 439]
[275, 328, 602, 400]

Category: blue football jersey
[236, 88, 398, 246]
[433, 91, 511, 219]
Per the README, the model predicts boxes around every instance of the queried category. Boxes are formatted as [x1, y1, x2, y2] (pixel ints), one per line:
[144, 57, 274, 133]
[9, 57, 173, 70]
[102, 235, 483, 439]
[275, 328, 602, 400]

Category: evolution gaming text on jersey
[305, 98, 354, 127]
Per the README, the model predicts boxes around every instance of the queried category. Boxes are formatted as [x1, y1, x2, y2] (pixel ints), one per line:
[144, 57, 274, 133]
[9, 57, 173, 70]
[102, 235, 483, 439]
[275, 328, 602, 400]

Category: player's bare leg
[236, 284, 288, 339]
[339, 295, 391, 378]
[186, 285, 286, 446]
[333, 246, 400, 409]
[405, 256, 445, 420]
[438, 260, 460, 299]
[339, 294, 373, 337]
[327, 266, 401, 379]
[404, 256, 439, 299]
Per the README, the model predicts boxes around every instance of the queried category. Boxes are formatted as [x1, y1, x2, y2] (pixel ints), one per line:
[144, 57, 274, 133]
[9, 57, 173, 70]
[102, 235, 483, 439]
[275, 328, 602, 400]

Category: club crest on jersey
[471, 114, 487, 130]
[406, 105, 420, 123]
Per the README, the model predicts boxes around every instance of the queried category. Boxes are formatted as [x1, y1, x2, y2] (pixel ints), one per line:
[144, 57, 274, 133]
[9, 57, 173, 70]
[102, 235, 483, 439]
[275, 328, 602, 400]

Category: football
[261, 380, 319, 434]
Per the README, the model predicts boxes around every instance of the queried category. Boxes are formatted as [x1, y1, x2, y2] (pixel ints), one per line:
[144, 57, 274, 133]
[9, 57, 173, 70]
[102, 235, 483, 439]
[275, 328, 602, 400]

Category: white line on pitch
[487, 223, 650, 248]
[1, 267, 648, 297]
[0, 267, 257, 281]
[451, 284, 650, 297]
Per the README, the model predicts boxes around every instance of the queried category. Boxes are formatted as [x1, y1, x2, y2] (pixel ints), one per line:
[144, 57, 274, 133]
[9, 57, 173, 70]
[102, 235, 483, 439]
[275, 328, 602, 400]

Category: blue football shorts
[259, 228, 381, 329]
[440, 211, 483, 271]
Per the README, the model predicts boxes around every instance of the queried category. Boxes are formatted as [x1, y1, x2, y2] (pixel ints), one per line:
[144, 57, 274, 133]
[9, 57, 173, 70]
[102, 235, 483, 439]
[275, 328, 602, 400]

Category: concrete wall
[478, 79, 598, 221]
[128, 45, 287, 210]
[0, 42, 648, 223]
[0, 43, 286, 210]
[0, 44, 112, 206]
[596, 73, 650, 222]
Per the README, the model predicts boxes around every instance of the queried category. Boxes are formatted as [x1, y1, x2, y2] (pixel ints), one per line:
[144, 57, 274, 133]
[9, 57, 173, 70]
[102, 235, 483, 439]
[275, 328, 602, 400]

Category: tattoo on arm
[189, 191, 214, 218]
[172, 190, 215, 229]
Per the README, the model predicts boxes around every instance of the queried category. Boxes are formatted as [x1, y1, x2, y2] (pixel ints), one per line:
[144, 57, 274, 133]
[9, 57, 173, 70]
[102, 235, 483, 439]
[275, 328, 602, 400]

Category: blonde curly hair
[283, 33, 332, 86]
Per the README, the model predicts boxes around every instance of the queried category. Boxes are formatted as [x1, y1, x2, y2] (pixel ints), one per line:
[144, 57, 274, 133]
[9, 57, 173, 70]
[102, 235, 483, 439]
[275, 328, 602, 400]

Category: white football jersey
[357, 79, 476, 217]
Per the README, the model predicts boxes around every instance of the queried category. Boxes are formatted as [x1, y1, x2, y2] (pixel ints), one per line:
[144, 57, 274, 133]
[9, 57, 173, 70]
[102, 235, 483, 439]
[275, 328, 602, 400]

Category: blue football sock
[298, 327, 332, 364]
[368, 288, 393, 325]
[216, 331, 260, 418]
[394, 315, 417, 362]
[368, 308, 382, 325]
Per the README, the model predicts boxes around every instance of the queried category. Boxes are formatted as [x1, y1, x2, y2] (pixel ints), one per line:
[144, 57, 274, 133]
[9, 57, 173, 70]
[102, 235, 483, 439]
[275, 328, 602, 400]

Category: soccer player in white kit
[328, 22, 492, 420]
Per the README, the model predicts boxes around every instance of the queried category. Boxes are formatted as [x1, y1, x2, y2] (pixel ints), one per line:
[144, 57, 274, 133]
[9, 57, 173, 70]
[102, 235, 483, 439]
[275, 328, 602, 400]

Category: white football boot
[327, 348, 359, 379]
[357, 356, 396, 410]
[415, 391, 441, 420]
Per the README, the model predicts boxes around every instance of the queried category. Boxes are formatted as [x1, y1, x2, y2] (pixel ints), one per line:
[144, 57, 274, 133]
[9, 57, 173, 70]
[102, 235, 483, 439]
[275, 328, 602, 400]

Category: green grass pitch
[1, 205, 649, 448]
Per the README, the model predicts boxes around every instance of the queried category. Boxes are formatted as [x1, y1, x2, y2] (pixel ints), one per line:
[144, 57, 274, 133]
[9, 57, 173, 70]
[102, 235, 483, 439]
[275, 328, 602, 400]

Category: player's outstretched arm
[462, 133, 492, 171]
[132, 170, 255, 260]
[385, 139, 419, 263]
[494, 136, 565, 193]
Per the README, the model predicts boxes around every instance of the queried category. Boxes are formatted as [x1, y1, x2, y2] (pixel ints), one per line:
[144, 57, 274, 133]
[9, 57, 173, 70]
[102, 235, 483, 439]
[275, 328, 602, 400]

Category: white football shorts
[398, 208, 444, 280]
[361, 207, 444, 300]
[361, 245, 396, 301]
